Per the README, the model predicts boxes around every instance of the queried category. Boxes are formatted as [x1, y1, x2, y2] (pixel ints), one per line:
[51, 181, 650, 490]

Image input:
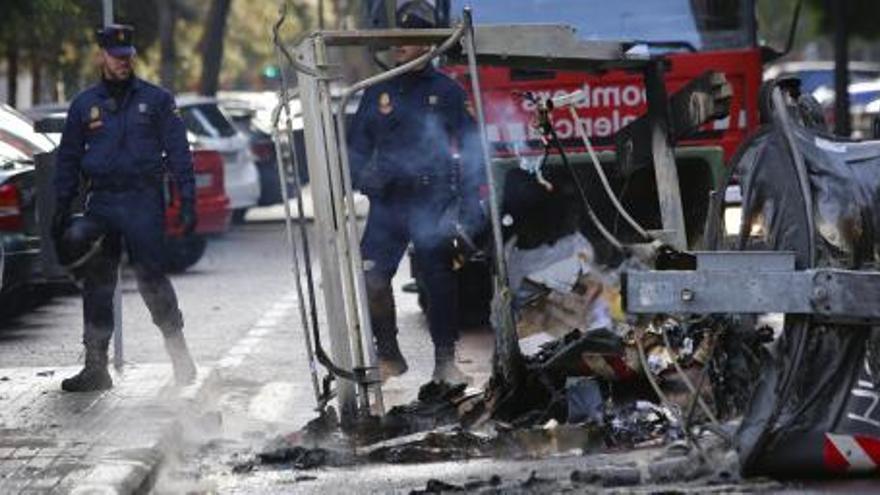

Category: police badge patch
[88, 105, 103, 130]
[379, 92, 393, 115]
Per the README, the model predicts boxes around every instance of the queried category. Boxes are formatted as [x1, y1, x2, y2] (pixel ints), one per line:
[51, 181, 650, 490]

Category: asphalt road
[0, 220, 295, 370]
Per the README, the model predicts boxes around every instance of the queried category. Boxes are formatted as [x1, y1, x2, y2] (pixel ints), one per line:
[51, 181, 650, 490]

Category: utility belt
[386, 172, 457, 197]
[87, 172, 164, 193]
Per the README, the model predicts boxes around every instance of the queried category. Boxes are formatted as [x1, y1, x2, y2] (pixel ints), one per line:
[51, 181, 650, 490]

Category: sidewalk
[0, 363, 213, 494]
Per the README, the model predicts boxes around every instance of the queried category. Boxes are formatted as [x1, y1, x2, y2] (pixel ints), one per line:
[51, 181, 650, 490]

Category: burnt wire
[545, 123, 626, 253]
[755, 89, 815, 438]
[661, 324, 722, 428]
[632, 327, 710, 463]
[569, 106, 654, 242]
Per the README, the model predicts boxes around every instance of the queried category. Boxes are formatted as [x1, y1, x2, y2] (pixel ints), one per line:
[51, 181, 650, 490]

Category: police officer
[348, 0, 484, 385]
[53, 24, 197, 392]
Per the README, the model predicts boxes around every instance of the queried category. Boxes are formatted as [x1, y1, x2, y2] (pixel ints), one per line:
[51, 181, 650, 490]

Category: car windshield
[450, 0, 754, 51]
[180, 104, 238, 138]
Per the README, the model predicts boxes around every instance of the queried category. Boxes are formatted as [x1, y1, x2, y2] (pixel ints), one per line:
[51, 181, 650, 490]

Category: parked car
[219, 98, 289, 206]
[27, 102, 232, 272]
[0, 141, 40, 303]
[1, 103, 57, 154]
[177, 96, 260, 223]
[764, 61, 880, 137]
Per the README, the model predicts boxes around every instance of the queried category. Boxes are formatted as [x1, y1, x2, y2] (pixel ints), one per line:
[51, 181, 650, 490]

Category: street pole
[102, 0, 114, 27]
[101, 0, 123, 371]
[832, 0, 850, 137]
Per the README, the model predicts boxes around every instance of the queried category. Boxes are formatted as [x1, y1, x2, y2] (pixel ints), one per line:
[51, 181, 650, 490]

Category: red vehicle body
[434, 0, 766, 251]
[438, 1, 763, 165]
[165, 149, 231, 237]
[444, 48, 763, 164]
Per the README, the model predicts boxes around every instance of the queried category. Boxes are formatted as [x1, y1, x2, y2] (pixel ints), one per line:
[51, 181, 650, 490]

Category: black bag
[733, 97, 880, 477]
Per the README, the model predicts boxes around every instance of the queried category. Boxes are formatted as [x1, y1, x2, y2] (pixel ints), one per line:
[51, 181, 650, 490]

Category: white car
[177, 96, 260, 221]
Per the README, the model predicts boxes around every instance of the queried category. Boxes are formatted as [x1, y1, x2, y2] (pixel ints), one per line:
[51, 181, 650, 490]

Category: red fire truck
[438, 0, 762, 164]
[368, 0, 772, 324]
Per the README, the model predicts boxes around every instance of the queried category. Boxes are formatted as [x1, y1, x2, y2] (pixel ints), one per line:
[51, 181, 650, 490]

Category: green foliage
[807, 0, 880, 39]
[2, 0, 316, 103]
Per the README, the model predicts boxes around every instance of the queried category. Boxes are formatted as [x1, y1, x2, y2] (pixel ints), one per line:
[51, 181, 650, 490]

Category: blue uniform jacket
[347, 65, 484, 199]
[55, 77, 194, 206]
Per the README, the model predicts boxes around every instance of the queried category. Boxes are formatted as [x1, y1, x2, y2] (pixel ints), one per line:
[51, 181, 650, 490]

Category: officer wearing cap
[53, 24, 197, 392]
[348, 0, 485, 385]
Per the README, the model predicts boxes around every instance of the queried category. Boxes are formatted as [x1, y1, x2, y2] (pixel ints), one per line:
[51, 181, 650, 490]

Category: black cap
[396, 0, 436, 29]
[96, 24, 136, 57]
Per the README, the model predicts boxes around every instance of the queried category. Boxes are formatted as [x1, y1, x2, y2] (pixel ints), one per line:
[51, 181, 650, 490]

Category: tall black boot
[365, 270, 408, 380]
[61, 341, 113, 392]
[163, 332, 197, 385]
[376, 332, 408, 381]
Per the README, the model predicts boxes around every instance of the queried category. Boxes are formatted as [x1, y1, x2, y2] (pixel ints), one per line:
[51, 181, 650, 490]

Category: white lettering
[592, 86, 620, 107]
[555, 119, 573, 139]
[847, 357, 880, 428]
[593, 117, 612, 137]
[622, 86, 643, 107]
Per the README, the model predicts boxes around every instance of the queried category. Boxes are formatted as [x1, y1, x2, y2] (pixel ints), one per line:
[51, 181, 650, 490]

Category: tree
[157, 0, 177, 90]
[803, 0, 880, 136]
[199, 0, 232, 96]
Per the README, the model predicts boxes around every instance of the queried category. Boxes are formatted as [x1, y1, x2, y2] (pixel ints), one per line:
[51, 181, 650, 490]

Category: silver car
[177, 96, 260, 222]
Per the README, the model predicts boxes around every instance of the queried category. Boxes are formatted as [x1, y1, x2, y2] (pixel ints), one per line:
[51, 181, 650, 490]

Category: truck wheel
[164, 235, 207, 273]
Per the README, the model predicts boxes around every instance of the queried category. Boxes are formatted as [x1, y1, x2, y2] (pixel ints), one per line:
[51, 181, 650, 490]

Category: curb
[68, 290, 296, 494]
[69, 367, 223, 495]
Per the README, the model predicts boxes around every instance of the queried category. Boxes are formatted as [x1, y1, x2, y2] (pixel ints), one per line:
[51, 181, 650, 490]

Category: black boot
[164, 333, 197, 385]
[365, 270, 407, 380]
[61, 342, 113, 392]
[432, 345, 470, 386]
[377, 334, 408, 381]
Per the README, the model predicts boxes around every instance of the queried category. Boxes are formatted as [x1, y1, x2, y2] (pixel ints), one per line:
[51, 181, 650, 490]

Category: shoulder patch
[379, 92, 393, 115]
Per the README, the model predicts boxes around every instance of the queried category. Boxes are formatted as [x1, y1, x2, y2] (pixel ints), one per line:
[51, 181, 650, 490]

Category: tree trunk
[6, 42, 18, 107]
[199, 0, 232, 96]
[158, 0, 177, 91]
[31, 56, 42, 106]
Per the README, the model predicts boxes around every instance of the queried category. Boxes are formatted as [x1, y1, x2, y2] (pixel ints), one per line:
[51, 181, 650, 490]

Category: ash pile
[248, 230, 767, 488]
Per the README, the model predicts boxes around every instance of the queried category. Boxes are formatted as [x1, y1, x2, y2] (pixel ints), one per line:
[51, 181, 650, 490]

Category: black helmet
[56, 216, 106, 270]
[396, 0, 436, 29]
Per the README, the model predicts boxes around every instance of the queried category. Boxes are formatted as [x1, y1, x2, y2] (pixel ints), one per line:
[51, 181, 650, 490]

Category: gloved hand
[178, 199, 197, 236]
[351, 162, 387, 199]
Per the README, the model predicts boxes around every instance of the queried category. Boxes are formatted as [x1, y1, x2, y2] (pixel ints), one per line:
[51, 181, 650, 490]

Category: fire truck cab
[363, 0, 764, 325]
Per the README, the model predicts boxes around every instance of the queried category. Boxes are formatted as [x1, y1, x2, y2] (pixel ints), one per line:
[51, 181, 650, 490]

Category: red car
[164, 149, 231, 272]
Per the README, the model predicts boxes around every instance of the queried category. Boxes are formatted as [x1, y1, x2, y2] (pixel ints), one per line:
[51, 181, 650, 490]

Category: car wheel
[164, 235, 208, 273]
[231, 208, 248, 225]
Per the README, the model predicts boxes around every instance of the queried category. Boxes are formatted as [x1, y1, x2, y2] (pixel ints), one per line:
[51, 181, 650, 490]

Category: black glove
[179, 199, 197, 236]
[352, 162, 388, 199]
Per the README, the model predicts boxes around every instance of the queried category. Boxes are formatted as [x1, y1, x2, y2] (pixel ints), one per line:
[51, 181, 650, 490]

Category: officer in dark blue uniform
[53, 24, 197, 392]
[348, 0, 484, 384]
